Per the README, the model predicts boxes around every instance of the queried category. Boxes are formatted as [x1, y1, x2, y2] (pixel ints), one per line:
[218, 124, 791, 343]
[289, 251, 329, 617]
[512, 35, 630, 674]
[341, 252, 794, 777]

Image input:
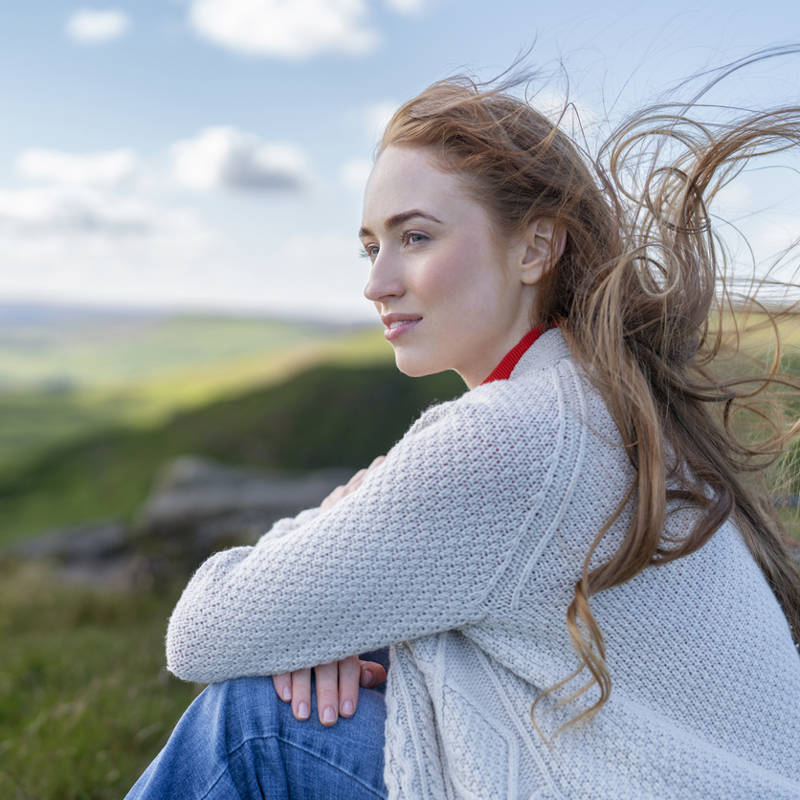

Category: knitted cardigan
[166, 327, 800, 799]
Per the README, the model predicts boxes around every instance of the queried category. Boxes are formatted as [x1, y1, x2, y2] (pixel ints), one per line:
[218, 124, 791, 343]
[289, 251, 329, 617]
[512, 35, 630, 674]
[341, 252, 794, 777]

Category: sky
[0, 1, 798, 322]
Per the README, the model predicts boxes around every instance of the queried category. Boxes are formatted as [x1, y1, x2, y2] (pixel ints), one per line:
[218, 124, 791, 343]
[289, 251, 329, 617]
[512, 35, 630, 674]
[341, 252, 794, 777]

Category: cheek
[416, 240, 494, 311]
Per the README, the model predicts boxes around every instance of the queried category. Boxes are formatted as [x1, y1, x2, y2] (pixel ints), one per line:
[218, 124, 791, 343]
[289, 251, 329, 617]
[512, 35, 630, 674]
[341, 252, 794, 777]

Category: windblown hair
[376, 44, 800, 741]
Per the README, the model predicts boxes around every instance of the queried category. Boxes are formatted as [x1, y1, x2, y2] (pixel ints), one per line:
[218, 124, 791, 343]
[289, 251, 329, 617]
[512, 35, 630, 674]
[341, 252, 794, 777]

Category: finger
[370, 455, 386, 467]
[359, 660, 387, 687]
[272, 672, 292, 702]
[314, 661, 340, 726]
[346, 468, 367, 488]
[320, 485, 345, 510]
[291, 667, 311, 721]
[338, 655, 361, 717]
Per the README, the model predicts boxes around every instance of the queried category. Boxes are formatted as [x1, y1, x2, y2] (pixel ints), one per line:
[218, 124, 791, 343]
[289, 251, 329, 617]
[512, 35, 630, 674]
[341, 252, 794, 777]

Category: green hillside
[0, 359, 465, 545]
[0, 310, 346, 389]
[0, 315, 391, 478]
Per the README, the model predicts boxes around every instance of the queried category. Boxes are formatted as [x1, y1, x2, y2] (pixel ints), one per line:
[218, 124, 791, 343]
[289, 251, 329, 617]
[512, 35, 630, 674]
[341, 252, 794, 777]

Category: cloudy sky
[0, 1, 798, 321]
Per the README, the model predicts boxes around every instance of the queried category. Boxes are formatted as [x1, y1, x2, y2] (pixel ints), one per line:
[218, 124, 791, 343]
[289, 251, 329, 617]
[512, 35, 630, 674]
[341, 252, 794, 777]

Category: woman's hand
[272, 656, 387, 725]
[320, 454, 386, 511]
[272, 454, 388, 724]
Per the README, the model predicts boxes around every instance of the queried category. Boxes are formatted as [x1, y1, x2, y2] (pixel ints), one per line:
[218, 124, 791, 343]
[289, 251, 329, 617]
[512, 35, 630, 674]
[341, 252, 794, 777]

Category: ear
[518, 217, 566, 285]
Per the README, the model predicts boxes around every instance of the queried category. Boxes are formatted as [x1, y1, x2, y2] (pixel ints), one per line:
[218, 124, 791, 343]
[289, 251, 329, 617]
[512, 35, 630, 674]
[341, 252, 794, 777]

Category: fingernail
[342, 699, 354, 715]
[281, 686, 291, 701]
[364, 669, 373, 683]
[297, 701, 309, 719]
[323, 706, 336, 723]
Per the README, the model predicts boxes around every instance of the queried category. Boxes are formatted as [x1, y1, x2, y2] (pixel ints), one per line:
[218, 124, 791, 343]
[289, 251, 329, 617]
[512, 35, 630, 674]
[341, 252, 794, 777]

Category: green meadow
[1, 308, 798, 799]
[0, 312, 390, 482]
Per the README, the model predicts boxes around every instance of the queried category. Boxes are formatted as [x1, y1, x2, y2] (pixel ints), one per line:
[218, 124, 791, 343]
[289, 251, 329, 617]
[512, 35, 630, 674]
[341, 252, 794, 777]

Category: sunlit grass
[0, 324, 391, 478]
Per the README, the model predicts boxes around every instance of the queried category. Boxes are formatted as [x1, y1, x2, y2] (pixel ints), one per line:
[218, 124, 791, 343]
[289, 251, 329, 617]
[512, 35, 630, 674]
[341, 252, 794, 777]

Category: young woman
[126, 48, 800, 799]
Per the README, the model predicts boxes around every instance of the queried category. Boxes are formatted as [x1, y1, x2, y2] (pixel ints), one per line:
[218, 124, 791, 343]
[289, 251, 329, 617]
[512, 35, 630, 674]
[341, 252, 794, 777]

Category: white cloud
[15, 148, 138, 188]
[0, 185, 169, 236]
[525, 88, 599, 138]
[66, 9, 130, 43]
[188, 0, 379, 60]
[753, 220, 800, 256]
[712, 180, 754, 219]
[0, 197, 375, 320]
[384, 0, 425, 13]
[170, 126, 313, 192]
[267, 232, 375, 319]
[0, 185, 237, 312]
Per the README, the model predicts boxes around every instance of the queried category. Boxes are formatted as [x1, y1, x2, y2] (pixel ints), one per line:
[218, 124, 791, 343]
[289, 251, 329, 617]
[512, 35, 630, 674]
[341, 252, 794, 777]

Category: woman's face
[359, 144, 539, 388]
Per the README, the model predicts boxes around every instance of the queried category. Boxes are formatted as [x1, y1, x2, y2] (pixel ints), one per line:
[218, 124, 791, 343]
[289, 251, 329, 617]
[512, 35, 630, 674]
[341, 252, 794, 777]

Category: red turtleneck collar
[480, 321, 556, 385]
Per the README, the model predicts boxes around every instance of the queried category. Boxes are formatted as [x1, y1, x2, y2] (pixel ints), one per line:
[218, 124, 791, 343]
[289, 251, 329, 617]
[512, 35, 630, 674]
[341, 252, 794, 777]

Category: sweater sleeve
[165, 386, 562, 683]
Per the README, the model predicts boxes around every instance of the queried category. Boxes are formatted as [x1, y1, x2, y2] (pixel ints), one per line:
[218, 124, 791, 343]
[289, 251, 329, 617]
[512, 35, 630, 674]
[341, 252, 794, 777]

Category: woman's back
[383, 327, 800, 798]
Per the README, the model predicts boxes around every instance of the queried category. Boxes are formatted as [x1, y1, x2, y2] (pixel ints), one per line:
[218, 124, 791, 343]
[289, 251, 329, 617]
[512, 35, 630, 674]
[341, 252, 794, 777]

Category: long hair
[375, 44, 800, 740]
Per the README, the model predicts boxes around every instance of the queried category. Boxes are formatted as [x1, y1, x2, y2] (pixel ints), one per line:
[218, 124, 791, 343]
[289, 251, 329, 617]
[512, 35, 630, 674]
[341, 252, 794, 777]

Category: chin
[393, 352, 444, 379]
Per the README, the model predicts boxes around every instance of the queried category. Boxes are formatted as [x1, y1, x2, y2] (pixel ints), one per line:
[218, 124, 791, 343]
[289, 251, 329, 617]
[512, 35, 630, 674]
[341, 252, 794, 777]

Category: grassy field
[0, 562, 200, 800]
[0, 312, 391, 480]
[0, 319, 466, 798]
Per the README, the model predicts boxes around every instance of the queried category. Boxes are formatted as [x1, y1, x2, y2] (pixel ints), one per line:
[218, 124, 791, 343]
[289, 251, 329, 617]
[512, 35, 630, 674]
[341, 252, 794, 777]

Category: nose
[363, 252, 404, 305]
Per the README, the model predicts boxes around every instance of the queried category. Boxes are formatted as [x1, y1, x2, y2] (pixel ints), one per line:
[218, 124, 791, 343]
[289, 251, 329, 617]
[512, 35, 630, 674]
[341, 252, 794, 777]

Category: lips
[383, 317, 422, 341]
[381, 313, 423, 327]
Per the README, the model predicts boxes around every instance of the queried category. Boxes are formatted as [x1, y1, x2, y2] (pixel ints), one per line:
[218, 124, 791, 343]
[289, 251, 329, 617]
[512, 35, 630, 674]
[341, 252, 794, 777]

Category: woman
[126, 48, 800, 799]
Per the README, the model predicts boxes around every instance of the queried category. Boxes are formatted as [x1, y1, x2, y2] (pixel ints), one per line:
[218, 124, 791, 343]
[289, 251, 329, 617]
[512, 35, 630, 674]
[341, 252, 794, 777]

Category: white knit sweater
[166, 327, 800, 799]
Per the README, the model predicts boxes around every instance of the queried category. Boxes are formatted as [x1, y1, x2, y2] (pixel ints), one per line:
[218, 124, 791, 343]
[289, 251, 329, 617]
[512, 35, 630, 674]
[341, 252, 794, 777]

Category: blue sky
[0, 1, 797, 321]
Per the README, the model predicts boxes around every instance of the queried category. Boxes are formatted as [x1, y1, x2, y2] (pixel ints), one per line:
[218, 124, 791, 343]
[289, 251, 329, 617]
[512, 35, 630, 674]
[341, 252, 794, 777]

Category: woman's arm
[271, 455, 388, 726]
[165, 389, 563, 683]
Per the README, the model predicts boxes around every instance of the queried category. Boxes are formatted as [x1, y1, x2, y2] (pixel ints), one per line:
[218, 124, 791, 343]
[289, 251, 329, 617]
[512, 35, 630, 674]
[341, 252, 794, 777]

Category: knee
[205, 675, 277, 710]
[197, 676, 282, 749]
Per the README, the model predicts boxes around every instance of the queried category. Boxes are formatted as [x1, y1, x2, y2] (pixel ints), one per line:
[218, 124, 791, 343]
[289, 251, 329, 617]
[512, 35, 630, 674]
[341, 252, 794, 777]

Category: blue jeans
[125, 649, 390, 799]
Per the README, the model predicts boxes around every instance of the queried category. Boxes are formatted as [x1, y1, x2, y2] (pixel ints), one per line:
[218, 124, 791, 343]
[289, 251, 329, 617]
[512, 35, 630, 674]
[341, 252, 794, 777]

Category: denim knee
[126, 675, 388, 800]
[201, 676, 283, 755]
[210, 675, 388, 798]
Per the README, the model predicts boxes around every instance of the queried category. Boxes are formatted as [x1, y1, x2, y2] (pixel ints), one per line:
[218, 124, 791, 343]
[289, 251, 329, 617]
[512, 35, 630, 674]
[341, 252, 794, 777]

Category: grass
[0, 561, 201, 800]
[0, 320, 392, 480]
[0, 313, 345, 389]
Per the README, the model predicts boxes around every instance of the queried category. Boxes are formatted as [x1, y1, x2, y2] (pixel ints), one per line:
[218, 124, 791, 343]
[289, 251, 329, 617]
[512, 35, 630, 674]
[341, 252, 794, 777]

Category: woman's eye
[358, 233, 426, 261]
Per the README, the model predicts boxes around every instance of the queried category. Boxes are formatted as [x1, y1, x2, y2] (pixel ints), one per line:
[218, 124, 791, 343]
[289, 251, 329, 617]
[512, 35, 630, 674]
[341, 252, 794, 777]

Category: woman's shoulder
[403, 334, 584, 448]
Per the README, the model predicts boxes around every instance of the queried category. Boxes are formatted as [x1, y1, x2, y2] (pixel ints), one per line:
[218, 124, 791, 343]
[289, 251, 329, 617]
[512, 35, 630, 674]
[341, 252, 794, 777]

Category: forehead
[361, 145, 469, 224]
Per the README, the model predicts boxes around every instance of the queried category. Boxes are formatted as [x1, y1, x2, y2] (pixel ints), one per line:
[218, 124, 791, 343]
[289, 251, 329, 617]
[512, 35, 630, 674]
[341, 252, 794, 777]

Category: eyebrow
[358, 210, 443, 239]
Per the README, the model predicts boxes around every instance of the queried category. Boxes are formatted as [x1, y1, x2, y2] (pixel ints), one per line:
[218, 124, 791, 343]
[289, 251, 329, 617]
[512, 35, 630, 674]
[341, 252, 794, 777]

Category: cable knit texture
[166, 328, 800, 799]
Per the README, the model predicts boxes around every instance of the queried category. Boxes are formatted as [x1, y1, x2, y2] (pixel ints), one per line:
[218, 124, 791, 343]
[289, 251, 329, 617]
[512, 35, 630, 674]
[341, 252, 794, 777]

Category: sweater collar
[480, 322, 557, 385]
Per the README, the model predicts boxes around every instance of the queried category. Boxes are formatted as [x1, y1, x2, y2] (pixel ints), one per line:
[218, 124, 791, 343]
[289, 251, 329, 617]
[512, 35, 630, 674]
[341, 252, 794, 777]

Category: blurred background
[1, 1, 798, 796]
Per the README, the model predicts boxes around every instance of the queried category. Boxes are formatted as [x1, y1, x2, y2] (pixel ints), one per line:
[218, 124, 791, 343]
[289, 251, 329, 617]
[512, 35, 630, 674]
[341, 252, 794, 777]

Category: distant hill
[0, 301, 389, 479]
[0, 300, 372, 390]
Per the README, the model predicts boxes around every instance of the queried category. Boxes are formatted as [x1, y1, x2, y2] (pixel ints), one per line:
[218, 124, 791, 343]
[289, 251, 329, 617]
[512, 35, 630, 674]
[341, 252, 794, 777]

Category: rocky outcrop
[3, 455, 352, 588]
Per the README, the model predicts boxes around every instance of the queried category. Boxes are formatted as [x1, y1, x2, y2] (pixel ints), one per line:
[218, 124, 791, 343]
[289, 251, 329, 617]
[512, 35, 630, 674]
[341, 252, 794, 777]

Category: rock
[138, 455, 349, 531]
[6, 520, 128, 563]
[2, 456, 354, 589]
[130, 456, 351, 575]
